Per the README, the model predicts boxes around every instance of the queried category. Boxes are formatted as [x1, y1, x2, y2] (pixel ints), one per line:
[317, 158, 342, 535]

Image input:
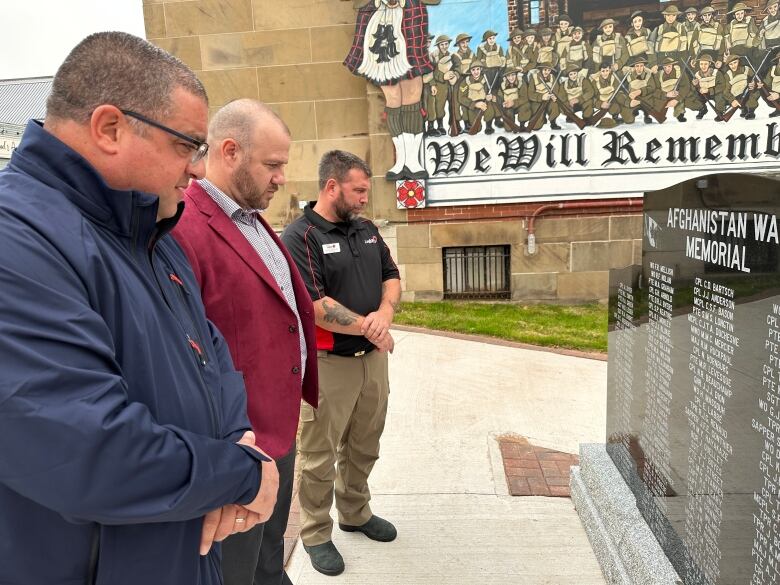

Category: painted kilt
[344, 0, 433, 85]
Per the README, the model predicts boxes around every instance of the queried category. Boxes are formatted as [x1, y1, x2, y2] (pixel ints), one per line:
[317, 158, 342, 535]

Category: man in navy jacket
[0, 32, 277, 585]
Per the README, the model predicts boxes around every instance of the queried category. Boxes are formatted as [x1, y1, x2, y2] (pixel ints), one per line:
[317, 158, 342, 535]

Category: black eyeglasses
[120, 109, 209, 164]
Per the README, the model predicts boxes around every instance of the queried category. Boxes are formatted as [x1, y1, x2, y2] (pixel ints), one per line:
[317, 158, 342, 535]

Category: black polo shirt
[281, 204, 400, 356]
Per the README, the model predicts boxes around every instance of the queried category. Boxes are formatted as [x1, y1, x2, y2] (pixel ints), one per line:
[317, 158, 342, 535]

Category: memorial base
[571, 444, 682, 585]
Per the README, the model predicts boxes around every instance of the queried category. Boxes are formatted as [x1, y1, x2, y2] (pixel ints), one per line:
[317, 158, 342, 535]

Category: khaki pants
[298, 349, 390, 546]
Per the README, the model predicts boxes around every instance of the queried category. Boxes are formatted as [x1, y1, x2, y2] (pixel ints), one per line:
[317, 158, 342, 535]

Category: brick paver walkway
[499, 435, 579, 497]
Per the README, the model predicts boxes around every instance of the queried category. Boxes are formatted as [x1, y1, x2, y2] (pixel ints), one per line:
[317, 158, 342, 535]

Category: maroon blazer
[173, 182, 318, 459]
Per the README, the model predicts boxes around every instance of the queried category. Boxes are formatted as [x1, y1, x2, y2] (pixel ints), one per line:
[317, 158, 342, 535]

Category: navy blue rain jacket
[0, 121, 263, 585]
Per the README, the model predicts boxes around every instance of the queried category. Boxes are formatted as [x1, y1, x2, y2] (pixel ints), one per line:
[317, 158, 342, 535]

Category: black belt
[318, 347, 375, 358]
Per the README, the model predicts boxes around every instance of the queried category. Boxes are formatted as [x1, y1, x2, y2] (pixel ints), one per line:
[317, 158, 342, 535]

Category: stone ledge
[570, 444, 682, 585]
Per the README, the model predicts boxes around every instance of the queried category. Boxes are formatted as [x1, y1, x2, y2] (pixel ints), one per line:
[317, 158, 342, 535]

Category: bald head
[204, 99, 291, 211]
[208, 99, 290, 151]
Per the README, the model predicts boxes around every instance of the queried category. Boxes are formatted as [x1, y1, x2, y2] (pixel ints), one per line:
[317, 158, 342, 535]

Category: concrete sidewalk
[287, 329, 608, 584]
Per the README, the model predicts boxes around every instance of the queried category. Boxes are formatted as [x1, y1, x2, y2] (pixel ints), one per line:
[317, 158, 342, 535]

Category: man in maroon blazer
[173, 99, 318, 585]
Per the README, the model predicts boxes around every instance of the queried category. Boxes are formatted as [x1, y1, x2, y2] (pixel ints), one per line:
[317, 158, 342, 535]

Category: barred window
[443, 245, 511, 300]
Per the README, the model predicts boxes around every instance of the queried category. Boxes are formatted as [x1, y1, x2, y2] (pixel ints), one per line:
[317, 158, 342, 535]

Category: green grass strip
[394, 301, 608, 353]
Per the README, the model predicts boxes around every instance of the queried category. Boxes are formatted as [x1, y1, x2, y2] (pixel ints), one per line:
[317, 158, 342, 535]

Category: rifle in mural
[615, 72, 667, 124]
[660, 64, 685, 112]
[586, 71, 631, 127]
[720, 51, 775, 122]
[760, 85, 780, 112]
[494, 101, 523, 133]
[448, 82, 461, 137]
[468, 71, 502, 135]
[526, 69, 563, 131]
[539, 75, 586, 130]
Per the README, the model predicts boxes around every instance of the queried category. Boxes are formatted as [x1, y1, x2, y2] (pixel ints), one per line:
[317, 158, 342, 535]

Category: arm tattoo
[322, 299, 358, 326]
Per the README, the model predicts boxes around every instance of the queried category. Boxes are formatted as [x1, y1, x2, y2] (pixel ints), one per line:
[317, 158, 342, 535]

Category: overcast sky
[3, 0, 145, 79]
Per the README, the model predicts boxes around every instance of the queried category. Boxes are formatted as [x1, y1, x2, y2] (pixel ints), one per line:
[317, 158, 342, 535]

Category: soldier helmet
[695, 53, 715, 64]
[600, 18, 617, 29]
[700, 6, 716, 15]
[435, 34, 452, 45]
[503, 66, 524, 77]
[662, 57, 677, 66]
[728, 2, 752, 13]
[573, 26, 584, 33]
[628, 55, 648, 66]
[469, 59, 485, 70]
[723, 53, 742, 65]
[766, 0, 779, 10]
[558, 14, 572, 24]
[482, 29, 498, 42]
[565, 64, 581, 75]
[455, 33, 472, 44]
[630, 10, 644, 19]
[539, 27, 553, 36]
[661, 5, 680, 16]
[509, 28, 524, 40]
[685, 7, 699, 14]
[524, 28, 537, 37]
[427, 34, 435, 41]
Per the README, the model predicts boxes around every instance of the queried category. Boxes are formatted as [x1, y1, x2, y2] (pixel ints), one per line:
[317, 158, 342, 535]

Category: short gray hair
[47, 31, 207, 123]
[208, 99, 290, 151]
[318, 150, 372, 190]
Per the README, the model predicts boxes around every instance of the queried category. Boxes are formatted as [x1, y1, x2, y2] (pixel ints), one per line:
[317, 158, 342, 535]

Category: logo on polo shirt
[364, 236, 378, 245]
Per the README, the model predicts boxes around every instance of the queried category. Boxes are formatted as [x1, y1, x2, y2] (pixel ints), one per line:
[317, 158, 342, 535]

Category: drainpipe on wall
[525, 199, 643, 255]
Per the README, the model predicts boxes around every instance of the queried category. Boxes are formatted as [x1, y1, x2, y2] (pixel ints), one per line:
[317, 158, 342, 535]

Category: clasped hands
[200, 431, 279, 555]
[362, 307, 395, 353]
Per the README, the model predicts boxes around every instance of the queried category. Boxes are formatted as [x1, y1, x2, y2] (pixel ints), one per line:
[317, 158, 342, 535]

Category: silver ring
[235, 517, 246, 524]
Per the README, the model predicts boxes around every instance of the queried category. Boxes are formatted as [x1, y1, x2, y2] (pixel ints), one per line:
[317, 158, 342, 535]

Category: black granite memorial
[606, 173, 780, 585]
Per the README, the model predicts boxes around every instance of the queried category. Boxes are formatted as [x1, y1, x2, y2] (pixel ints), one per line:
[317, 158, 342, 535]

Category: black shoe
[644, 115, 652, 124]
[303, 541, 345, 576]
[745, 108, 756, 120]
[485, 122, 495, 135]
[696, 107, 707, 120]
[339, 515, 397, 542]
[435, 120, 446, 136]
[771, 110, 780, 118]
[740, 109, 747, 118]
[550, 121, 561, 130]
[494, 117, 504, 128]
[677, 114, 687, 122]
[424, 123, 437, 137]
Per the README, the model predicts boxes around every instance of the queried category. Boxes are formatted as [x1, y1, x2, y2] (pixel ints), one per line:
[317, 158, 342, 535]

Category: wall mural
[345, 1, 780, 209]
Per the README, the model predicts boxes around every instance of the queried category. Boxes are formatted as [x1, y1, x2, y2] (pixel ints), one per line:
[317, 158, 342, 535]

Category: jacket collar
[10, 120, 169, 243]
[184, 181, 290, 304]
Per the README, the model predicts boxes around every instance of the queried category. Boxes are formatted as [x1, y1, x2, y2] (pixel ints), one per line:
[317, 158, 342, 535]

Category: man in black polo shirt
[281, 150, 401, 577]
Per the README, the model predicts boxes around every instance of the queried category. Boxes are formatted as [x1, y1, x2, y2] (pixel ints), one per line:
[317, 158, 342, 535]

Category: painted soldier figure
[726, 3, 758, 59]
[589, 61, 635, 126]
[722, 54, 759, 119]
[562, 64, 595, 120]
[625, 56, 662, 123]
[517, 29, 539, 72]
[428, 34, 461, 136]
[651, 5, 688, 65]
[555, 15, 574, 59]
[593, 19, 627, 73]
[625, 11, 655, 71]
[455, 33, 475, 76]
[562, 26, 590, 71]
[476, 29, 507, 87]
[345, 0, 441, 180]
[657, 57, 699, 122]
[507, 28, 526, 69]
[759, 0, 780, 64]
[760, 52, 780, 116]
[537, 27, 556, 67]
[457, 60, 498, 133]
[692, 53, 728, 119]
[691, 6, 726, 65]
[499, 66, 532, 129]
[527, 61, 565, 130]
[684, 7, 700, 36]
